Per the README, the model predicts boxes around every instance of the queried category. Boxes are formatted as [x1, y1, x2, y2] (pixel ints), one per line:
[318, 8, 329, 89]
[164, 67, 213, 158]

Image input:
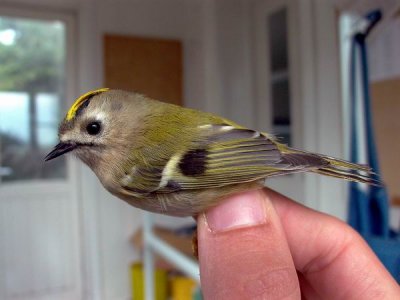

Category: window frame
[0, 5, 77, 188]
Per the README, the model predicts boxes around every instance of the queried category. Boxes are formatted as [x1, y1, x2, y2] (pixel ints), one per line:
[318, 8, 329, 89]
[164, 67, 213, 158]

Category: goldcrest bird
[45, 88, 379, 216]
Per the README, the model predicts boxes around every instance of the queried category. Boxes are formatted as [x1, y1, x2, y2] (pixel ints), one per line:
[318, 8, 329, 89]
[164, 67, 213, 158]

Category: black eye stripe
[75, 97, 92, 118]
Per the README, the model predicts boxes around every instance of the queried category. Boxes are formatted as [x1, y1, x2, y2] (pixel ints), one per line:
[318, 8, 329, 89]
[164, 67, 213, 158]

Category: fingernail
[205, 190, 266, 233]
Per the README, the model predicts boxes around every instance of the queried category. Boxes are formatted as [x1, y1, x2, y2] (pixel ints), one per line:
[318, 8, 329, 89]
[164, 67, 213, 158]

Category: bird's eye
[86, 121, 102, 135]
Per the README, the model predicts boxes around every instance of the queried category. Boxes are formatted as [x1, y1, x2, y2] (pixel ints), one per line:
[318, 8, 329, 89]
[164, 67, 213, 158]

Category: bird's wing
[120, 124, 328, 195]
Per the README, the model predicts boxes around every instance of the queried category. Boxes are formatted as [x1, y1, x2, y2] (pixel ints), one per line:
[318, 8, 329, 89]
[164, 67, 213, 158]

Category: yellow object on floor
[170, 276, 197, 300]
[131, 263, 168, 300]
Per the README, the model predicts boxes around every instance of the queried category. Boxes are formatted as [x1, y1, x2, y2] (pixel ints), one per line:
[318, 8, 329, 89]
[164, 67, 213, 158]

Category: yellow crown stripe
[66, 88, 110, 121]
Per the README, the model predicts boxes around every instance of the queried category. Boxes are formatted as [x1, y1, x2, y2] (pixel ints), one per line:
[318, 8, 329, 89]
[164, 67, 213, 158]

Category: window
[0, 15, 67, 182]
[267, 8, 291, 145]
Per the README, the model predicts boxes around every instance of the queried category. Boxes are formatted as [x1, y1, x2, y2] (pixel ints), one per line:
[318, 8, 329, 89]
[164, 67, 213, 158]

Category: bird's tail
[278, 145, 382, 186]
[311, 154, 381, 186]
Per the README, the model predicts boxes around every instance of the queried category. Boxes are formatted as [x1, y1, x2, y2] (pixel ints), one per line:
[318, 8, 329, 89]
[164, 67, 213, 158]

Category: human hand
[197, 188, 400, 299]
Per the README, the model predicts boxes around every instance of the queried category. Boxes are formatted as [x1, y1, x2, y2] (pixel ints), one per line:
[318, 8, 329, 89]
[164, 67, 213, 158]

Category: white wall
[0, 0, 348, 298]
[82, 1, 206, 299]
[1, 0, 209, 299]
[211, 0, 255, 127]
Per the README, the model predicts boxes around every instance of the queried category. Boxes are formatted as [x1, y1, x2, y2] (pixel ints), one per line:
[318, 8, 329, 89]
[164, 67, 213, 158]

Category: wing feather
[120, 124, 330, 195]
[157, 126, 300, 191]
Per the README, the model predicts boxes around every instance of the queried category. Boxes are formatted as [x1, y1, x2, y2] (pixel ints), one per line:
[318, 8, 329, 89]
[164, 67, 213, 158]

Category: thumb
[197, 189, 300, 300]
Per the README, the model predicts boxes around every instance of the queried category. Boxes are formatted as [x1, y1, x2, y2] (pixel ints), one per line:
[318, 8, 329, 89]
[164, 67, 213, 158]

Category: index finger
[266, 187, 400, 299]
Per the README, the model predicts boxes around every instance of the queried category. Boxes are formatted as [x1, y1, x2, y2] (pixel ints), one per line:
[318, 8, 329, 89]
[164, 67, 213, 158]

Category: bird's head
[45, 88, 142, 171]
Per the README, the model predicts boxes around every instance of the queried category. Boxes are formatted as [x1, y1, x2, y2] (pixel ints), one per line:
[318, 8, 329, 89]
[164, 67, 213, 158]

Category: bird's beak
[45, 142, 77, 161]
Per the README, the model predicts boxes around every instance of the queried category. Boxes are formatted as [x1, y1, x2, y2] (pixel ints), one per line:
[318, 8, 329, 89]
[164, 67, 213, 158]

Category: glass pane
[0, 16, 67, 182]
[268, 8, 291, 145]
[268, 9, 288, 72]
[272, 80, 290, 143]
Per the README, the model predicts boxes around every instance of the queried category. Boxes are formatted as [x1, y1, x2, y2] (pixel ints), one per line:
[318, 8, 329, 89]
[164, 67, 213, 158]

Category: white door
[0, 8, 83, 300]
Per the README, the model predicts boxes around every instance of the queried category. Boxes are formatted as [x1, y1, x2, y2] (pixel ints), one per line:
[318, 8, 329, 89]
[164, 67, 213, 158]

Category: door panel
[104, 34, 183, 105]
[0, 185, 80, 300]
[0, 11, 82, 300]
